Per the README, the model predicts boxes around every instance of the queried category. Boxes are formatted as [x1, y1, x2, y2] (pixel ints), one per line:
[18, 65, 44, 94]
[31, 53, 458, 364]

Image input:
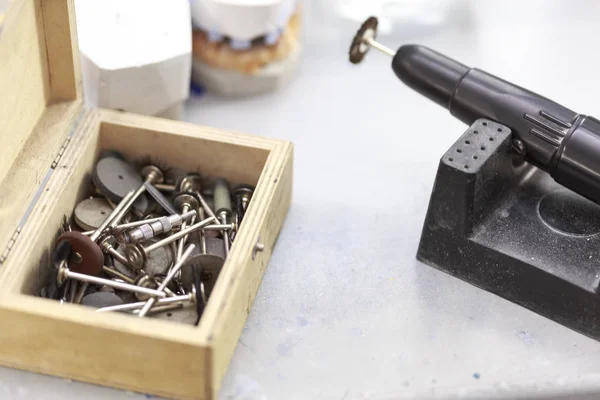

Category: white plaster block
[75, 0, 192, 116]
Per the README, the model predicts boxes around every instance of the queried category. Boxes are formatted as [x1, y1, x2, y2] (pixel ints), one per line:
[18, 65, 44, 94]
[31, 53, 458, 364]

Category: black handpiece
[350, 17, 600, 205]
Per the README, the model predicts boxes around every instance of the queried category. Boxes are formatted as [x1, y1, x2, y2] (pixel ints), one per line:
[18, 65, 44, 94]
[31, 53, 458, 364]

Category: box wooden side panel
[0, 101, 84, 267]
[42, 0, 81, 101]
[202, 142, 294, 396]
[0, 0, 51, 188]
[0, 108, 98, 291]
[97, 109, 275, 186]
[0, 0, 82, 260]
[0, 295, 211, 400]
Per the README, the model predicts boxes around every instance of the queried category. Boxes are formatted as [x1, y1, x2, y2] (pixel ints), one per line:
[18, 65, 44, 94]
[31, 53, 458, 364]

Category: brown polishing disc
[349, 16, 378, 64]
[57, 231, 104, 276]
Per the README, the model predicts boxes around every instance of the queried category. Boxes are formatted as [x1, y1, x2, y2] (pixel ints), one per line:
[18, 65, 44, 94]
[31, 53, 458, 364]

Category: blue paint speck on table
[473, 373, 480, 380]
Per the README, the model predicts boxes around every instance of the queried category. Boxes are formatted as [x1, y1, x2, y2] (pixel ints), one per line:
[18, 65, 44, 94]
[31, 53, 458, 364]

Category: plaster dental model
[190, 0, 302, 96]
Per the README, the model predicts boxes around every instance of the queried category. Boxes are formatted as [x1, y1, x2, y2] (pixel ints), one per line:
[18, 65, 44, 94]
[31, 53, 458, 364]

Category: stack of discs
[190, 0, 302, 96]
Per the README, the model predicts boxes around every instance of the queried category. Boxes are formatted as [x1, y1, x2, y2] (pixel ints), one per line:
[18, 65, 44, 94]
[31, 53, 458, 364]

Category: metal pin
[106, 165, 165, 229]
[214, 179, 232, 255]
[56, 260, 166, 298]
[123, 217, 215, 270]
[173, 193, 200, 262]
[81, 216, 175, 236]
[102, 265, 136, 284]
[90, 190, 136, 241]
[68, 280, 78, 303]
[96, 289, 196, 313]
[73, 282, 89, 304]
[123, 210, 197, 244]
[177, 173, 218, 224]
[365, 36, 394, 56]
[98, 235, 128, 265]
[203, 223, 236, 231]
[154, 183, 176, 192]
[138, 244, 195, 317]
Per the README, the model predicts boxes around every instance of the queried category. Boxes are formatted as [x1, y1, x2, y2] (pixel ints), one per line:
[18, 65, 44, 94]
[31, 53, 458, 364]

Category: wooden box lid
[0, 0, 82, 261]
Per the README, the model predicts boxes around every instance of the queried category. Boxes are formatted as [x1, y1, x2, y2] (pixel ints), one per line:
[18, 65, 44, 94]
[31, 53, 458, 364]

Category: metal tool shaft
[138, 244, 196, 317]
[102, 265, 135, 284]
[65, 269, 166, 298]
[144, 217, 214, 253]
[96, 293, 193, 313]
[90, 190, 135, 241]
[365, 37, 394, 56]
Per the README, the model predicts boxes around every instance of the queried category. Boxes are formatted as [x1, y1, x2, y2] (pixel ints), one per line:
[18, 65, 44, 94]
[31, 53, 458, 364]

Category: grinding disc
[81, 291, 124, 308]
[349, 16, 378, 64]
[74, 197, 113, 231]
[112, 256, 138, 281]
[92, 156, 149, 214]
[111, 241, 173, 279]
[57, 231, 104, 276]
[144, 240, 174, 277]
[181, 253, 224, 297]
[189, 236, 224, 257]
[206, 237, 226, 259]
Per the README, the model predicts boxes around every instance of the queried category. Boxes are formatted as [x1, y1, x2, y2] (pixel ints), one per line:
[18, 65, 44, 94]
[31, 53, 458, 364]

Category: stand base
[417, 119, 600, 340]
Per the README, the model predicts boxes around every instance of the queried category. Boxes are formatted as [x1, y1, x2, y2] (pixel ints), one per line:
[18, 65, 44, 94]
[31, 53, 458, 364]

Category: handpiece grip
[392, 44, 600, 204]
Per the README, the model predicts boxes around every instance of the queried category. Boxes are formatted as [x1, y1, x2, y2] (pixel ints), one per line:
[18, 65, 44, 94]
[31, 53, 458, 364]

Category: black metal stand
[417, 118, 600, 341]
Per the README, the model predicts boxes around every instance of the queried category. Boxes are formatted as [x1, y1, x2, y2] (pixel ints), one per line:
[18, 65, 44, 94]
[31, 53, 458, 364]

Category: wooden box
[0, 1, 293, 399]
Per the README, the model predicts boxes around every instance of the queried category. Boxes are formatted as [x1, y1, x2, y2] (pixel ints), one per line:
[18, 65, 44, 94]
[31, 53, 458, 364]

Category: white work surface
[3, 1, 600, 399]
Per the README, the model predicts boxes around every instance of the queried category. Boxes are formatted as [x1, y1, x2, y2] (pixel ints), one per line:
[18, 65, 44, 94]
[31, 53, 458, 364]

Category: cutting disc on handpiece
[74, 197, 113, 231]
[349, 16, 378, 64]
[92, 156, 149, 214]
[56, 231, 104, 276]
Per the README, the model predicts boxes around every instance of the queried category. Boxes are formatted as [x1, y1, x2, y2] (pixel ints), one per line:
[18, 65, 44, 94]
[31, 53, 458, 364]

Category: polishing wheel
[56, 231, 104, 277]
[349, 16, 378, 64]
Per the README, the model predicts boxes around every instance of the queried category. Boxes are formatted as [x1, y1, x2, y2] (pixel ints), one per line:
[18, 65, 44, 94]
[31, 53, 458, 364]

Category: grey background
[3, 0, 600, 399]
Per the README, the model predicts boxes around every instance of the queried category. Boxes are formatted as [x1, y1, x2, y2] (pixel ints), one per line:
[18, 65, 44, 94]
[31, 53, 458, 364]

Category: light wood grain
[0, 108, 293, 399]
[0, 0, 51, 188]
[0, 0, 81, 259]
[202, 141, 294, 397]
[97, 109, 273, 187]
[42, 0, 81, 101]
[0, 101, 82, 266]
[0, 295, 210, 400]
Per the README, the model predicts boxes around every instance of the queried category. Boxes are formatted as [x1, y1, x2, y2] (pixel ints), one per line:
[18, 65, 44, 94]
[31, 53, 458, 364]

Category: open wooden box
[0, 1, 293, 399]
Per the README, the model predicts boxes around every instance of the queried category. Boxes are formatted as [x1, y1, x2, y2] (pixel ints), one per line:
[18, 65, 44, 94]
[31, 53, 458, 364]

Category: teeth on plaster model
[190, 0, 297, 42]
[264, 29, 283, 46]
[229, 38, 252, 50]
[207, 30, 224, 42]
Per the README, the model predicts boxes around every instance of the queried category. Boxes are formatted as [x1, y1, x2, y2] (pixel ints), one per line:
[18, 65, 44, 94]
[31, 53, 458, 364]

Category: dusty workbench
[3, 0, 600, 398]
